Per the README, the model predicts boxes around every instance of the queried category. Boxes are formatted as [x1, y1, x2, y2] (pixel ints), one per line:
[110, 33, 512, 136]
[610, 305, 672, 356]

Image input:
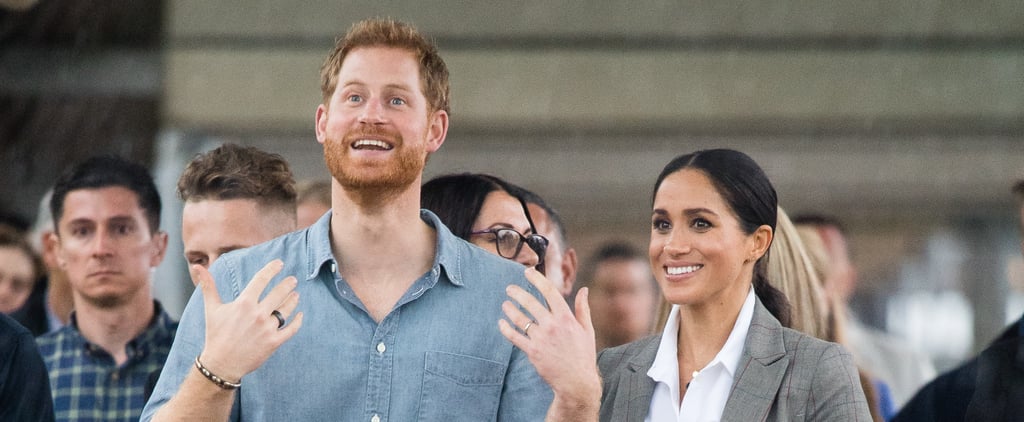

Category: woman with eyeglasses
[422, 173, 549, 272]
[498, 149, 872, 421]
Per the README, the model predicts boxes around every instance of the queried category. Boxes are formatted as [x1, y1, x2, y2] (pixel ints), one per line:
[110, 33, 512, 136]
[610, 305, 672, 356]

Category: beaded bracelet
[194, 356, 241, 390]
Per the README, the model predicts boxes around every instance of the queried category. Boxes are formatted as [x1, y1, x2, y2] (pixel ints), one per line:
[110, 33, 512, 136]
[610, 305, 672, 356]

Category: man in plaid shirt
[35, 155, 177, 422]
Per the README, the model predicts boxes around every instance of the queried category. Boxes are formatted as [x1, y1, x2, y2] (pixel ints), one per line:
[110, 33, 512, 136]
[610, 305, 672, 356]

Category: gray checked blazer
[596, 297, 872, 421]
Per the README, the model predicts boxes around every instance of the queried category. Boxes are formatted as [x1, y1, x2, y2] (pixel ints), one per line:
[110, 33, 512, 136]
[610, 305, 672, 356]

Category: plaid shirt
[35, 301, 177, 422]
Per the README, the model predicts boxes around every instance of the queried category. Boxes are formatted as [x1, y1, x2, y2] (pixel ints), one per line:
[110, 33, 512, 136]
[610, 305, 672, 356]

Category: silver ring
[271, 310, 285, 329]
[523, 320, 535, 336]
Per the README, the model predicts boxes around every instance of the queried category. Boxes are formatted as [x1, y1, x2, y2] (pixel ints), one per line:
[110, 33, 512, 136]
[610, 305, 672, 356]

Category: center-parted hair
[421, 173, 530, 240]
[177, 143, 297, 215]
[652, 148, 792, 327]
[320, 17, 450, 115]
[51, 154, 162, 234]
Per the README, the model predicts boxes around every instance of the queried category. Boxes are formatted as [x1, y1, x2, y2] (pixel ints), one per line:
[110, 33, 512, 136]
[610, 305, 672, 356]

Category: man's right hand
[194, 259, 304, 382]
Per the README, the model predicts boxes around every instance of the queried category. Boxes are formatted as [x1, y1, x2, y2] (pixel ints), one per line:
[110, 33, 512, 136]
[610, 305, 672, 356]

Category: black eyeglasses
[470, 228, 548, 264]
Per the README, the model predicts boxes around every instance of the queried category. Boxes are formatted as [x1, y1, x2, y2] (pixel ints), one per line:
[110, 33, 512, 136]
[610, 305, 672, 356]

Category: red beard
[323, 125, 426, 200]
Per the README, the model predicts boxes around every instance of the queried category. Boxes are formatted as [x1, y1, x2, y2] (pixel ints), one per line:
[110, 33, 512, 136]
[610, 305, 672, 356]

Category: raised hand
[499, 267, 601, 421]
[195, 259, 304, 383]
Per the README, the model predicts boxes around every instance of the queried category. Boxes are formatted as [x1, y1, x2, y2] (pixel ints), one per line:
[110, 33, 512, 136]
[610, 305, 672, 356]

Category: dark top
[0, 312, 55, 422]
[894, 315, 1024, 422]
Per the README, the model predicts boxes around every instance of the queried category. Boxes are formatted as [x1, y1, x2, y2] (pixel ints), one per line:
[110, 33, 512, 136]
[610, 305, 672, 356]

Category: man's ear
[149, 231, 169, 268]
[424, 109, 448, 153]
[315, 104, 329, 145]
[560, 248, 578, 298]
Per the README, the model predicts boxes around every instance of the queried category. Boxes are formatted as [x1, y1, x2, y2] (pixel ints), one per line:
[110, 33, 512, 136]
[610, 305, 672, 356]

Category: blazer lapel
[721, 299, 790, 422]
[622, 339, 659, 422]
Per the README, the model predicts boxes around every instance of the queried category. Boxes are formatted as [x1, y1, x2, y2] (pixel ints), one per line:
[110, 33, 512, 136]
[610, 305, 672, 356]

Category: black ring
[271, 310, 285, 329]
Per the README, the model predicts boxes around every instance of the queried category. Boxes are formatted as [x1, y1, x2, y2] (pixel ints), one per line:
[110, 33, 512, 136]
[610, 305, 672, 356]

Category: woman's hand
[499, 267, 601, 421]
[196, 260, 304, 382]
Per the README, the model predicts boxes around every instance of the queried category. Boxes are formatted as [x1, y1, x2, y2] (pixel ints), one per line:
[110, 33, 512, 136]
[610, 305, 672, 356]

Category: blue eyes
[346, 95, 406, 106]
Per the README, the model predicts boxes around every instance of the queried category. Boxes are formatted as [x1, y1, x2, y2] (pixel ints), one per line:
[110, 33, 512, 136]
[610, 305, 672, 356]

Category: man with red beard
[143, 18, 552, 422]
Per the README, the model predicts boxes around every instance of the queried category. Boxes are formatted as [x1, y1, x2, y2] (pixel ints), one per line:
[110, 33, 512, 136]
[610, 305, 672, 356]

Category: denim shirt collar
[304, 209, 464, 287]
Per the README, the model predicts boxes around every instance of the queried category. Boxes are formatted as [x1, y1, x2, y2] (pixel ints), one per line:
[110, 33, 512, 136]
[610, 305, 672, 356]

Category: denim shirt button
[376, 342, 386, 354]
[371, 414, 380, 422]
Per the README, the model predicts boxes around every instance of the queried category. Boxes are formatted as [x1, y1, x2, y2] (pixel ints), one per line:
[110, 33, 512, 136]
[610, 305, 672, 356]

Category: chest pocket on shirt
[419, 351, 506, 421]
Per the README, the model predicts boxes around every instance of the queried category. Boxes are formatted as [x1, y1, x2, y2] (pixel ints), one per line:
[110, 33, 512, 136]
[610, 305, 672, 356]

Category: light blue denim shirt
[142, 210, 553, 421]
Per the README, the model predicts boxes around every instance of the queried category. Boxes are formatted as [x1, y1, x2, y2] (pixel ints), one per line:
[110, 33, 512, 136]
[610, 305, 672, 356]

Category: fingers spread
[506, 284, 550, 325]
[261, 276, 298, 313]
[240, 259, 284, 301]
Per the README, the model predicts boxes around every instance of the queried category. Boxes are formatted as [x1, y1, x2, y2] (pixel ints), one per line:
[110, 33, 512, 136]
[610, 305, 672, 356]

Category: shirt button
[376, 342, 386, 354]
[371, 414, 380, 422]
[331, 263, 337, 273]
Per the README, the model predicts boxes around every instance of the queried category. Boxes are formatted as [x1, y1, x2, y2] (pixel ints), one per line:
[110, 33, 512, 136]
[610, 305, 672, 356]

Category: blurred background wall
[2, 0, 1023, 370]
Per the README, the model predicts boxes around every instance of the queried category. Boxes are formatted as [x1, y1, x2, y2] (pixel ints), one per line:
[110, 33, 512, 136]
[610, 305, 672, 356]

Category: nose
[90, 232, 115, 258]
[662, 229, 691, 256]
[514, 242, 541, 269]
[358, 98, 387, 124]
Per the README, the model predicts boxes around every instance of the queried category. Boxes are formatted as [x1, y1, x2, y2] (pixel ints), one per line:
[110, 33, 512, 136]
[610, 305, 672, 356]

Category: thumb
[194, 264, 223, 308]
[575, 287, 595, 335]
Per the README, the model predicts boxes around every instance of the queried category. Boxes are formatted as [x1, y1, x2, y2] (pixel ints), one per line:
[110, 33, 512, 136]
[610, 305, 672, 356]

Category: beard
[323, 125, 426, 204]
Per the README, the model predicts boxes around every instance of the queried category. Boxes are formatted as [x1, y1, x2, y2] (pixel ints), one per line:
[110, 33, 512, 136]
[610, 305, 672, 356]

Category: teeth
[667, 265, 702, 275]
[353, 139, 392, 150]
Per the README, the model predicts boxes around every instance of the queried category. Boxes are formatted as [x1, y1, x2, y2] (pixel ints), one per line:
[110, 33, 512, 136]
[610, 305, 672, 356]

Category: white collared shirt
[645, 288, 755, 422]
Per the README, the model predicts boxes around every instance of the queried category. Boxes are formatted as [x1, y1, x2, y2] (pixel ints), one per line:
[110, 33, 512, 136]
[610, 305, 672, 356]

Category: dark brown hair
[177, 143, 297, 215]
[653, 149, 792, 327]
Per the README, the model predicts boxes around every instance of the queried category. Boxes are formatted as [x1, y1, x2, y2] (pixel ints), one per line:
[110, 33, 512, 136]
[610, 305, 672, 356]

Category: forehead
[0, 247, 33, 269]
[182, 199, 279, 248]
[338, 46, 422, 88]
[475, 190, 530, 229]
[60, 186, 147, 225]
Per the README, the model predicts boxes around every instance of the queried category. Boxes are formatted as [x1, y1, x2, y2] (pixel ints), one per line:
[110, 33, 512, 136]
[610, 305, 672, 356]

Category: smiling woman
[499, 148, 872, 421]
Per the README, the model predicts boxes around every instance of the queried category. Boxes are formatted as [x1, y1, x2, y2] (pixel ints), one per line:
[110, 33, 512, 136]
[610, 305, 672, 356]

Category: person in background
[294, 179, 331, 228]
[421, 173, 547, 271]
[177, 143, 298, 285]
[11, 190, 74, 336]
[500, 148, 871, 421]
[793, 213, 936, 408]
[0, 311, 54, 421]
[36, 155, 176, 422]
[580, 241, 658, 351]
[516, 187, 578, 299]
[772, 207, 893, 421]
[0, 224, 42, 315]
[892, 179, 1024, 421]
[143, 18, 552, 421]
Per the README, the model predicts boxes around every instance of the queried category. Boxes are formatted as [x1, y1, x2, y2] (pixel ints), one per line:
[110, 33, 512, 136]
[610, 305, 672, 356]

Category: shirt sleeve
[495, 277, 554, 421]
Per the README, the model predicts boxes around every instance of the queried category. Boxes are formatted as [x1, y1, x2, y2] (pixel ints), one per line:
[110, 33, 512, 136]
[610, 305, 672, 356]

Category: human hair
[320, 17, 450, 115]
[578, 241, 647, 290]
[0, 224, 42, 283]
[177, 143, 297, 217]
[652, 148, 791, 327]
[512, 186, 569, 248]
[421, 173, 533, 240]
[51, 154, 162, 234]
[296, 179, 332, 208]
[767, 207, 829, 340]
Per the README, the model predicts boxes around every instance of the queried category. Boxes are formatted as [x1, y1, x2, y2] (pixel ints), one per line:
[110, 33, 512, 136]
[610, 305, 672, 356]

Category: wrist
[195, 355, 242, 390]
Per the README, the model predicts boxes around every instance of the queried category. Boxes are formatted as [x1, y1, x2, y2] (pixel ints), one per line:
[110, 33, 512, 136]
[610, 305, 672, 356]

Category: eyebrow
[651, 208, 719, 217]
[341, 81, 415, 93]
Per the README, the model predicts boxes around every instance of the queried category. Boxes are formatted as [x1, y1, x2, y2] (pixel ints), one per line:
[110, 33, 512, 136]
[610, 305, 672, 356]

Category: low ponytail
[752, 257, 792, 327]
